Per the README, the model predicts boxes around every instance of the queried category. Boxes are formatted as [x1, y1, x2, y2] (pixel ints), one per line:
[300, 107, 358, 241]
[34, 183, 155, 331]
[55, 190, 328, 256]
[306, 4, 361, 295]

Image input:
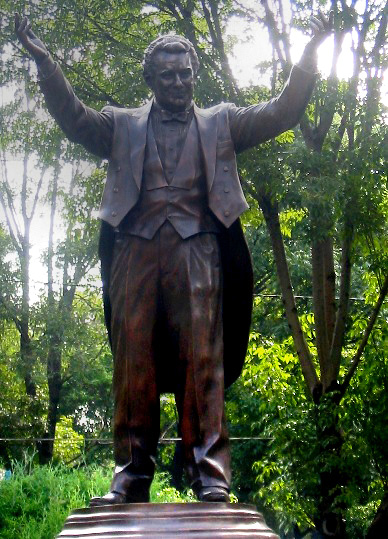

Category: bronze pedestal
[57, 502, 279, 538]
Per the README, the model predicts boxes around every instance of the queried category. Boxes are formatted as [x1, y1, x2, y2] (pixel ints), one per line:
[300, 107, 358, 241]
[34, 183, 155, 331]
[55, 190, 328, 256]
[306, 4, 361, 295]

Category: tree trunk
[39, 148, 62, 464]
[20, 328, 36, 397]
[20, 189, 36, 397]
[39, 335, 63, 464]
[314, 397, 347, 538]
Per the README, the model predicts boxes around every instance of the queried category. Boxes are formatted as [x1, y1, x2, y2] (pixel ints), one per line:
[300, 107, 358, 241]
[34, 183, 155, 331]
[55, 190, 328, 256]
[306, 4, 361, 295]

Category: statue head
[143, 35, 199, 112]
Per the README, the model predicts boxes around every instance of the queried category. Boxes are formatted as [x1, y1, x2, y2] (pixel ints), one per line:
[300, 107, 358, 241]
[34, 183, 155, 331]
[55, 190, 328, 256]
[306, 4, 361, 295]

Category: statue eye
[180, 69, 192, 79]
[160, 71, 174, 80]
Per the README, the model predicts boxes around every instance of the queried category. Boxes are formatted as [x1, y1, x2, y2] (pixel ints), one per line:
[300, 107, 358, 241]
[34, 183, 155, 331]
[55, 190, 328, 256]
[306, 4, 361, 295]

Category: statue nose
[174, 75, 184, 87]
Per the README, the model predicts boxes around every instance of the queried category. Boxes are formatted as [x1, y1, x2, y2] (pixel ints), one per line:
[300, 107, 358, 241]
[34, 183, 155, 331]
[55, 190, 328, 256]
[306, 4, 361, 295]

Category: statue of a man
[15, 11, 332, 505]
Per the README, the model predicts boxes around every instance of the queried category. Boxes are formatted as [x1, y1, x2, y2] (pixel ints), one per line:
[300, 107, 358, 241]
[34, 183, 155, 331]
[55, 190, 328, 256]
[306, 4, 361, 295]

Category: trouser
[109, 221, 230, 490]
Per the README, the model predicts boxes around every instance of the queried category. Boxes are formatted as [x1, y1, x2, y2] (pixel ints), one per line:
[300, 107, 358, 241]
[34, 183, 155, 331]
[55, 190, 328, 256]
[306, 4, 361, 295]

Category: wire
[0, 278, 373, 301]
[0, 436, 271, 443]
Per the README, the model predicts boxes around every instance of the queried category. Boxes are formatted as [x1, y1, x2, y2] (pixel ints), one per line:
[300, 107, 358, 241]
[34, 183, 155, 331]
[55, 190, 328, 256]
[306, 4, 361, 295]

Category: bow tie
[160, 110, 190, 123]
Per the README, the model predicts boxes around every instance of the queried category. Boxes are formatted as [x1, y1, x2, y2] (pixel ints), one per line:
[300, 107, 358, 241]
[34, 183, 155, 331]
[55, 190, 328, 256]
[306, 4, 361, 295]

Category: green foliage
[279, 208, 305, 239]
[151, 473, 196, 503]
[0, 457, 111, 539]
[0, 320, 47, 465]
[244, 324, 388, 535]
[53, 416, 84, 464]
[275, 130, 295, 145]
[0, 459, 209, 538]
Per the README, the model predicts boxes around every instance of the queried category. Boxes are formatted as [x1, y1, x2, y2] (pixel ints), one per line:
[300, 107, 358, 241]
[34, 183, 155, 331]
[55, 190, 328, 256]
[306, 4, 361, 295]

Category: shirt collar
[152, 100, 194, 121]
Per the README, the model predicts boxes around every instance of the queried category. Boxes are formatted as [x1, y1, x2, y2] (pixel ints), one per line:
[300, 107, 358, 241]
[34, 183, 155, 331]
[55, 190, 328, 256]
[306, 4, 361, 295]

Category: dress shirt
[151, 102, 194, 184]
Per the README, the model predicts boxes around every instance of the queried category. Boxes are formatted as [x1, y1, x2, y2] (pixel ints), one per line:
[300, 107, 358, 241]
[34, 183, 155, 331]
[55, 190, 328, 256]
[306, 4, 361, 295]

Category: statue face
[150, 50, 194, 112]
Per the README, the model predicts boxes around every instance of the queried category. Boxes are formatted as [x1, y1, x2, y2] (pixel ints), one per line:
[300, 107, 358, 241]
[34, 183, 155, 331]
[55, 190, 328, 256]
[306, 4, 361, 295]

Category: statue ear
[143, 72, 154, 90]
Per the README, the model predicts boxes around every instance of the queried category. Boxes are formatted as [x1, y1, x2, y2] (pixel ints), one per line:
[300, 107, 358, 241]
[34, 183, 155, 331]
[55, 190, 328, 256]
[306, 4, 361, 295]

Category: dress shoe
[90, 491, 126, 507]
[197, 486, 230, 502]
[89, 468, 153, 507]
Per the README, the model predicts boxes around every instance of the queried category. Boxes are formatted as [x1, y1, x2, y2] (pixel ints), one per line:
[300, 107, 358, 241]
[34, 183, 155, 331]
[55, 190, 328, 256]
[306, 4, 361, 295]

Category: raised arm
[15, 14, 113, 159]
[229, 11, 334, 153]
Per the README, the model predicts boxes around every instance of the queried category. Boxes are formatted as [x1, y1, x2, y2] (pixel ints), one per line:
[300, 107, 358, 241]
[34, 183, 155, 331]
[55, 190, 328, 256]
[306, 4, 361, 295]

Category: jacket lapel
[126, 101, 219, 192]
[194, 104, 218, 191]
[127, 100, 153, 189]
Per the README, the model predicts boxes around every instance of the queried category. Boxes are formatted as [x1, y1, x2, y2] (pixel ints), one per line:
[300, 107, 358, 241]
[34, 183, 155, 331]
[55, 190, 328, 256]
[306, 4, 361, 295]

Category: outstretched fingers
[309, 9, 334, 44]
[14, 14, 49, 63]
[316, 9, 334, 33]
[14, 12, 23, 28]
[15, 14, 30, 43]
[15, 14, 37, 40]
[328, 10, 335, 30]
[15, 14, 26, 33]
[310, 18, 323, 35]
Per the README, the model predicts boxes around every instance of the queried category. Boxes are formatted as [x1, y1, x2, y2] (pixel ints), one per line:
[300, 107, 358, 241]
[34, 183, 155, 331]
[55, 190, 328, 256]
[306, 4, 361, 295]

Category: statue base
[57, 502, 279, 538]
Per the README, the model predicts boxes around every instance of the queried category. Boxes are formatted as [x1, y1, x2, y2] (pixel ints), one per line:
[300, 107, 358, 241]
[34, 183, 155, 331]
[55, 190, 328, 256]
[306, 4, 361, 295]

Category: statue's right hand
[15, 13, 49, 64]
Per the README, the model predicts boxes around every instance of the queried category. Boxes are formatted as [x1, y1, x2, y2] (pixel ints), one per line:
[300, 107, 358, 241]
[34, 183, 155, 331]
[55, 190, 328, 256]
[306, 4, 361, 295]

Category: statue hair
[143, 34, 199, 83]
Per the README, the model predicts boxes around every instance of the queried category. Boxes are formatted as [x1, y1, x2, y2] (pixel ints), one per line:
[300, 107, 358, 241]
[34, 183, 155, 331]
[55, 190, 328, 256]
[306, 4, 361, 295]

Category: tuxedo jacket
[39, 60, 316, 388]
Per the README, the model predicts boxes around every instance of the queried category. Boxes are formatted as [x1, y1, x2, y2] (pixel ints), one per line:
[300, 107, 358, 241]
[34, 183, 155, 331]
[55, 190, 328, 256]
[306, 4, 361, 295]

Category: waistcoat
[120, 117, 219, 239]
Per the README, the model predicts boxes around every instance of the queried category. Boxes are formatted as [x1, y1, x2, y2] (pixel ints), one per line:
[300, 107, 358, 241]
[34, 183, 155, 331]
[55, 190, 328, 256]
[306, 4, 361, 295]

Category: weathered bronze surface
[57, 503, 280, 538]
[15, 13, 332, 509]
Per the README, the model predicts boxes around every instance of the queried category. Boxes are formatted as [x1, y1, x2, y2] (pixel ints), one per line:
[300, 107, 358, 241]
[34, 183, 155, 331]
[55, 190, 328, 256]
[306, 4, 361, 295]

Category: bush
[0, 457, 201, 539]
[0, 457, 111, 539]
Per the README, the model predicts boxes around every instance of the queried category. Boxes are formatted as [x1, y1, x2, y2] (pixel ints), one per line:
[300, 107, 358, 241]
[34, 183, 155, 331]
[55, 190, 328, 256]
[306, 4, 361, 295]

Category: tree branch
[329, 222, 353, 383]
[47, 146, 61, 303]
[51, 52, 124, 107]
[29, 166, 46, 221]
[341, 273, 388, 395]
[200, 0, 240, 100]
[332, 109, 347, 159]
[314, 31, 345, 149]
[259, 192, 321, 398]
[357, 9, 387, 143]
[278, 0, 291, 66]
[312, 240, 330, 387]
[299, 114, 315, 150]
[0, 151, 23, 254]
[261, 0, 287, 71]
[0, 294, 22, 333]
[323, 237, 336, 356]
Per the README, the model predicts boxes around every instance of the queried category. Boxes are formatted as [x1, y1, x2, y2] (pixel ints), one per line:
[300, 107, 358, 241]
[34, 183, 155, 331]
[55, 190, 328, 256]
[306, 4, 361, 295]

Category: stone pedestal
[57, 502, 279, 538]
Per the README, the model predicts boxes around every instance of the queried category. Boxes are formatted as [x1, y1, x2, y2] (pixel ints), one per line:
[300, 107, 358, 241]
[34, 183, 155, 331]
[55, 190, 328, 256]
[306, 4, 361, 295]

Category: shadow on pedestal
[57, 502, 279, 538]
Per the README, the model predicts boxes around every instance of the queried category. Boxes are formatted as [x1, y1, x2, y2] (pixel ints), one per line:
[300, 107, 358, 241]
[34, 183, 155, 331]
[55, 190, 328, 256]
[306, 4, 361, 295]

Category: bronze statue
[15, 11, 332, 506]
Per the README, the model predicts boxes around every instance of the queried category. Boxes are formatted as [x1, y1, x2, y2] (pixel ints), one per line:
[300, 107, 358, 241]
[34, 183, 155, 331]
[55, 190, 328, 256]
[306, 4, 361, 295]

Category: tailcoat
[38, 58, 316, 392]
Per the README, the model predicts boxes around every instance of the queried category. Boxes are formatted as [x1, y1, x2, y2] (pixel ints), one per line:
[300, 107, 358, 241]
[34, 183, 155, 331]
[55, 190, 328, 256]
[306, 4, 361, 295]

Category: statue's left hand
[15, 13, 50, 64]
[308, 10, 334, 50]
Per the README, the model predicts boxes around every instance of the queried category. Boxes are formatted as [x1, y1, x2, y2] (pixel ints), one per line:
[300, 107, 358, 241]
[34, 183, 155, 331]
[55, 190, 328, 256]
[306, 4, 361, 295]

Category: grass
[0, 457, 197, 539]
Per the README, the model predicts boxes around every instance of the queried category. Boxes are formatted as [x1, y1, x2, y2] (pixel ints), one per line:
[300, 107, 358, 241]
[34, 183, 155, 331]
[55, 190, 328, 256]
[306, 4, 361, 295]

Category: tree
[0, 65, 108, 461]
[238, 0, 387, 535]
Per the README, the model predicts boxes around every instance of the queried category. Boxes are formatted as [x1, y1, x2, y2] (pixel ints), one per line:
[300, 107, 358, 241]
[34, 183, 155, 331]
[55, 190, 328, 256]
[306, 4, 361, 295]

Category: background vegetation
[0, 456, 199, 539]
[0, 0, 387, 537]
